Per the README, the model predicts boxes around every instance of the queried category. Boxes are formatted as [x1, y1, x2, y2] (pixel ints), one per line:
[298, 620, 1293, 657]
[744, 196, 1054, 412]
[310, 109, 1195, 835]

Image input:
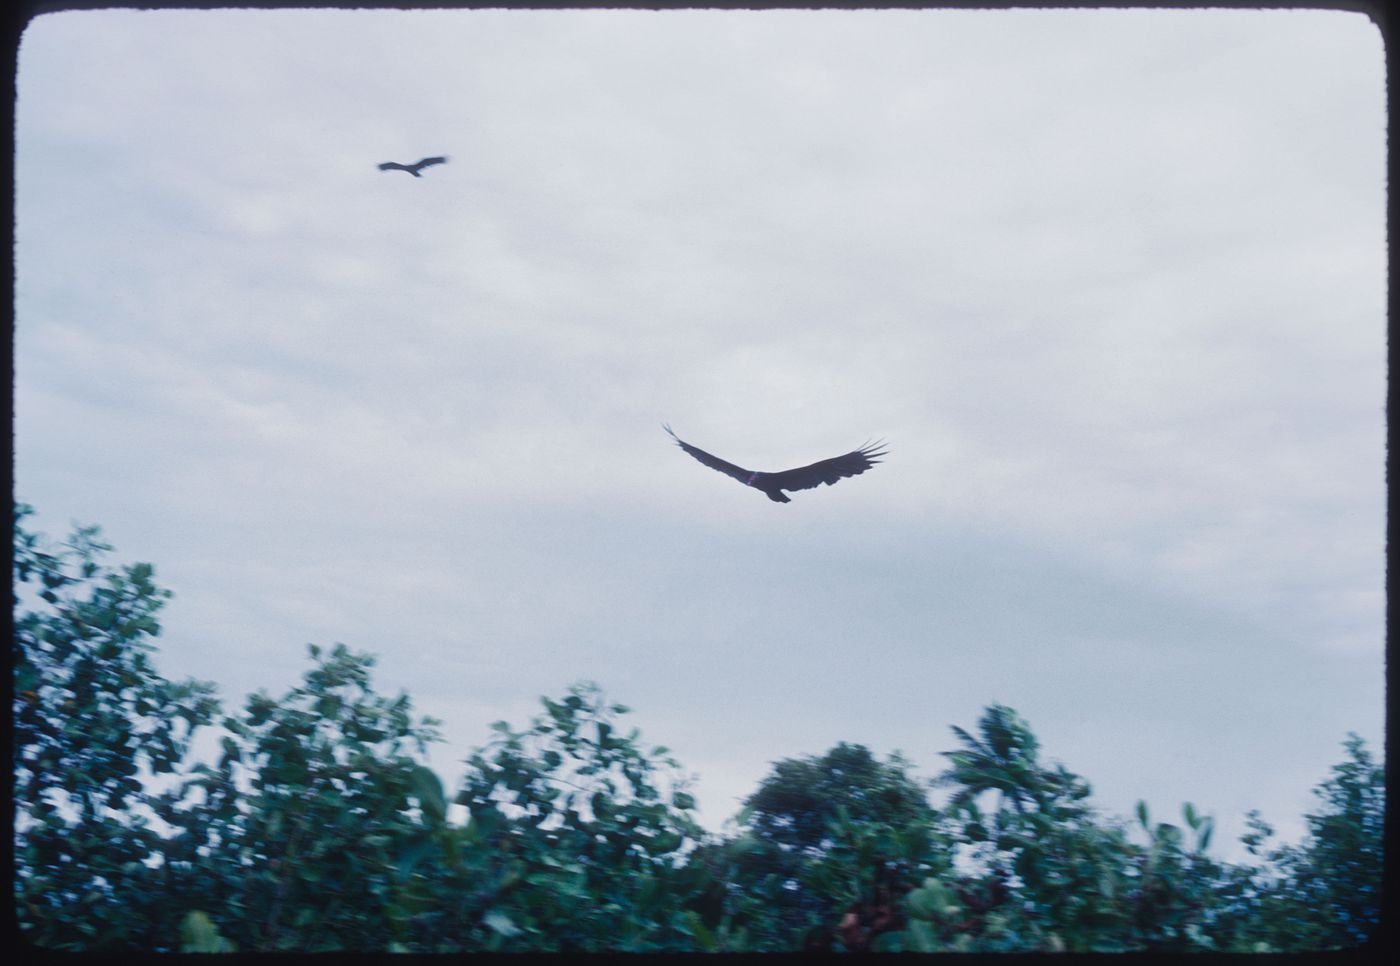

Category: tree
[937, 704, 1086, 818]
[449, 683, 711, 952]
[169, 642, 447, 952]
[14, 504, 221, 949]
[1122, 799, 1222, 951]
[1291, 732, 1385, 948]
[725, 743, 948, 950]
[924, 704, 1206, 952]
[14, 504, 1385, 953]
[744, 742, 934, 854]
[1218, 733, 1386, 952]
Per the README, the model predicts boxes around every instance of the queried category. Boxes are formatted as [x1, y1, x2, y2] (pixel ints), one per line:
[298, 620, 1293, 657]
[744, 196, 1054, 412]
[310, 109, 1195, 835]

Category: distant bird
[377, 156, 448, 177]
[664, 424, 887, 503]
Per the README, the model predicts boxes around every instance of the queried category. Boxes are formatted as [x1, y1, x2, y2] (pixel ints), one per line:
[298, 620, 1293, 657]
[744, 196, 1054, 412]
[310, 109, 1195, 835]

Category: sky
[12, 6, 1387, 863]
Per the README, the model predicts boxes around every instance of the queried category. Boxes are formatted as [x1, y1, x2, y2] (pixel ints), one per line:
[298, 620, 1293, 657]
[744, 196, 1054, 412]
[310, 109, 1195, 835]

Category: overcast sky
[13, 6, 1386, 862]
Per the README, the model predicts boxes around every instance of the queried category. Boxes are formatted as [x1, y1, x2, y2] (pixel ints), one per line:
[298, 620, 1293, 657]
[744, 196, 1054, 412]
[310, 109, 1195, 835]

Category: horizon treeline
[13, 504, 1385, 952]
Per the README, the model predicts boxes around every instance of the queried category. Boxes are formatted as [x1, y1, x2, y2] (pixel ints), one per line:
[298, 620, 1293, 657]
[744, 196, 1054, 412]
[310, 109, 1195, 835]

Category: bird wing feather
[767, 441, 888, 492]
[664, 424, 754, 484]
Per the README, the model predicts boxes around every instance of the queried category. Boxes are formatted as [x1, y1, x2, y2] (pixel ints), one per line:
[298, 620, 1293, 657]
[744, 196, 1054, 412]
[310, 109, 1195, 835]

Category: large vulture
[377, 156, 448, 177]
[664, 424, 887, 503]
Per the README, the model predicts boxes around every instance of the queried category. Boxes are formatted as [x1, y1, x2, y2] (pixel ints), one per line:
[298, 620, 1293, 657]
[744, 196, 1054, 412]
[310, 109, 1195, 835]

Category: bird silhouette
[664, 424, 887, 503]
[377, 156, 448, 177]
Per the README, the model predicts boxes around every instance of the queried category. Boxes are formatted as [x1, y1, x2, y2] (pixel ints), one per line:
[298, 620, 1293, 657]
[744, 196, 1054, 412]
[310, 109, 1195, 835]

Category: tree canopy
[12, 504, 1387, 953]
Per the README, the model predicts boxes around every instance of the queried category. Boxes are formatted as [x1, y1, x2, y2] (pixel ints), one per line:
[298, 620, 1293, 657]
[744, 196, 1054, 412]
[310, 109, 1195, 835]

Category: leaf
[1197, 816, 1214, 853]
[409, 765, 447, 822]
[483, 909, 522, 937]
[395, 834, 436, 878]
[644, 830, 683, 855]
[591, 791, 613, 820]
[686, 911, 720, 952]
[906, 917, 940, 952]
[179, 911, 234, 952]
[1156, 823, 1183, 848]
[1136, 800, 1150, 830]
[1097, 871, 1117, 900]
[728, 832, 763, 855]
[907, 878, 957, 921]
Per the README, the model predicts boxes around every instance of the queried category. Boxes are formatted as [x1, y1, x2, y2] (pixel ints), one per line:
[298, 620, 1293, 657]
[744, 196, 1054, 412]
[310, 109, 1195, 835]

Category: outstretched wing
[378, 161, 411, 171]
[663, 424, 754, 485]
[413, 156, 448, 171]
[766, 440, 888, 492]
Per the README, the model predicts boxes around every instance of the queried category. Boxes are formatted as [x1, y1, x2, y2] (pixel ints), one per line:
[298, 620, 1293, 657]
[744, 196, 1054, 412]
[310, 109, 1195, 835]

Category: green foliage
[448, 682, 711, 951]
[1122, 801, 1223, 951]
[174, 642, 447, 951]
[1207, 734, 1385, 952]
[930, 704, 1138, 951]
[719, 743, 950, 950]
[178, 911, 235, 952]
[14, 504, 221, 949]
[12, 503, 1386, 953]
[1293, 733, 1385, 947]
[744, 742, 934, 854]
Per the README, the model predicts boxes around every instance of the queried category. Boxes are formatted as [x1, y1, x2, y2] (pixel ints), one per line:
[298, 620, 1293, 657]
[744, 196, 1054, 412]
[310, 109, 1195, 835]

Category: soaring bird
[664, 424, 887, 503]
[377, 156, 448, 177]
